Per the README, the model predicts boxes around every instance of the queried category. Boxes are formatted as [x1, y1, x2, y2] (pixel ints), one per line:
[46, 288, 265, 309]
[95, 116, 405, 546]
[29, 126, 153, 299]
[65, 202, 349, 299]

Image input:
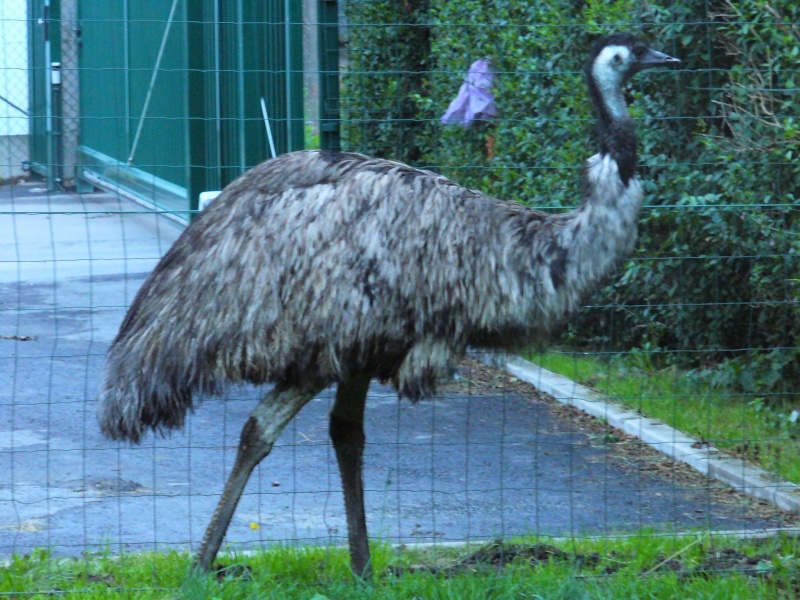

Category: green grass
[525, 349, 800, 485]
[2, 534, 799, 599]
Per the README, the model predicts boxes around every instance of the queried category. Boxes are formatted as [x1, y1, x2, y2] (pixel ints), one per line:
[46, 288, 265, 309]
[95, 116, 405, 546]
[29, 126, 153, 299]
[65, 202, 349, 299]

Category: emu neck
[587, 76, 638, 186]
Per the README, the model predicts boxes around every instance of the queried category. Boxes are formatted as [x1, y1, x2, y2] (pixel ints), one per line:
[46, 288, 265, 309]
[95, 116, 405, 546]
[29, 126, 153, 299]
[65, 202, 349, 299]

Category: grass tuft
[2, 534, 799, 599]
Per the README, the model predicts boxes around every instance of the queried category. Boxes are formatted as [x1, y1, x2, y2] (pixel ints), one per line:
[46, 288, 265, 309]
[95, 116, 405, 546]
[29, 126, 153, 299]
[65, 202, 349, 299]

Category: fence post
[318, 0, 340, 151]
[27, 0, 62, 188]
[186, 0, 211, 219]
[287, 0, 304, 152]
[59, 0, 79, 186]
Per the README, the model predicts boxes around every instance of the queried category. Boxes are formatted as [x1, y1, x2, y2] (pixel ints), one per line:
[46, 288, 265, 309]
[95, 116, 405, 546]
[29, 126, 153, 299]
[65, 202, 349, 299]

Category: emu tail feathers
[97, 334, 198, 444]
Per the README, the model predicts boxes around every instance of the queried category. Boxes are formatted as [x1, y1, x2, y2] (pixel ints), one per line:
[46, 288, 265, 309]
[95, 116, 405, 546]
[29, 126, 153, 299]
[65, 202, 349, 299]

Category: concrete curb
[475, 352, 800, 513]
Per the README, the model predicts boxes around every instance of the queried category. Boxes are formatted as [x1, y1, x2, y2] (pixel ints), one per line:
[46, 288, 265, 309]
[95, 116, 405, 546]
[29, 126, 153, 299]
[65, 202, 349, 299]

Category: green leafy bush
[342, 0, 799, 400]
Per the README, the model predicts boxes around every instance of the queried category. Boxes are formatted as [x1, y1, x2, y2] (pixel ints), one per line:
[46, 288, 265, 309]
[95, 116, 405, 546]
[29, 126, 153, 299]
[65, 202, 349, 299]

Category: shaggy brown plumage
[98, 148, 641, 441]
[97, 33, 678, 578]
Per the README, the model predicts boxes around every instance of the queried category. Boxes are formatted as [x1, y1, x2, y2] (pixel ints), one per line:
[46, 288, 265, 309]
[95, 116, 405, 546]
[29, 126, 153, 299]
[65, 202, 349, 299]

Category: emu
[98, 33, 678, 577]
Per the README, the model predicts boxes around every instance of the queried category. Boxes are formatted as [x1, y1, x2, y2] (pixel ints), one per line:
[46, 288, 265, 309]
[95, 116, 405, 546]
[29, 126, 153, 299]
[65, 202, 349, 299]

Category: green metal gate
[77, 0, 304, 219]
[27, 0, 61, 187]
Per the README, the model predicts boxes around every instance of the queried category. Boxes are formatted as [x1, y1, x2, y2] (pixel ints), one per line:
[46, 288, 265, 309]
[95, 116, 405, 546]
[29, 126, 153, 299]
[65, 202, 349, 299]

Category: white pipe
[260, 97, 277, 159]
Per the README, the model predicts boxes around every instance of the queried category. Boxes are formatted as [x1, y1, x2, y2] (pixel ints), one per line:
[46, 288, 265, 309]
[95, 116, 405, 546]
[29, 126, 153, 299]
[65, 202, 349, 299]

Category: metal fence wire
[1, 0, 799, 595]
[0, 2, 29, 184]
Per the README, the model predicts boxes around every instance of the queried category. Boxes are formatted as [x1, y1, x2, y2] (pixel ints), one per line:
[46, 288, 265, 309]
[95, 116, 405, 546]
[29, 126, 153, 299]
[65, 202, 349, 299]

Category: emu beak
[635, 48, 681, 71]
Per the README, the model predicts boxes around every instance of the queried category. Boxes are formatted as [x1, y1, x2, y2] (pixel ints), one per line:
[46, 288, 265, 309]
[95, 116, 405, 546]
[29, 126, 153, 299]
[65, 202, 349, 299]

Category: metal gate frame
[73, 0, 303, 221]
[27, 0, 62, 190]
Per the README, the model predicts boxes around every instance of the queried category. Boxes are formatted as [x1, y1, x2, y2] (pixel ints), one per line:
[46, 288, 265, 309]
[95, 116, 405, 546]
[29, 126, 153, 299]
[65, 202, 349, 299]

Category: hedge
[341, 0, 799, 400]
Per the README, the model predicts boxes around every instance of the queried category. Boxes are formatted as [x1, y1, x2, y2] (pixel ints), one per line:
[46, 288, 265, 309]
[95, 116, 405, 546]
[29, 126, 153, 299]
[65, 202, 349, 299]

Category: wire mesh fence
[1, 0, 799, 595]
[0, 1, 28, 184]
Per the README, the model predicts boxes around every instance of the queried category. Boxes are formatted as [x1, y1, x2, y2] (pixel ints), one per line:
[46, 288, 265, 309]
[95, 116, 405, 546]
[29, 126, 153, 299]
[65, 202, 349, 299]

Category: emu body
[99, 150, 636, 441]
[98, 34, 678, 577]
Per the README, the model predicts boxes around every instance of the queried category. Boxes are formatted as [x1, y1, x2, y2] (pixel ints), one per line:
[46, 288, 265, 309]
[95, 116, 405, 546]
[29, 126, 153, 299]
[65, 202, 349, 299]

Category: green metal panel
[318, 0, 340, 151]
[79, 0, 189, 215]
[216, 0, 245, 185]
[28, 0, 62, 183]
[212, 0, 304, 189]
[287, 0, 304, 152]
[77, 0, 304, 221]
[78, 0, 126, 166]
[126, 0, 188, 190]
[186, 0, 221, 213]
[192, 0, 304, 207]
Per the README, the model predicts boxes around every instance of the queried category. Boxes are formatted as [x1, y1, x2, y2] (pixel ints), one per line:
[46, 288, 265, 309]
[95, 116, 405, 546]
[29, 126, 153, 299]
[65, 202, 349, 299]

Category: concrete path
[0, 183, 788, 558]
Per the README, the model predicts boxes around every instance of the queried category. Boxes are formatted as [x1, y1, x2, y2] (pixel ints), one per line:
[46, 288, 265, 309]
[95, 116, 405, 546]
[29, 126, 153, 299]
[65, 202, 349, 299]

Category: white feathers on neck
[591, 45, 632, 120]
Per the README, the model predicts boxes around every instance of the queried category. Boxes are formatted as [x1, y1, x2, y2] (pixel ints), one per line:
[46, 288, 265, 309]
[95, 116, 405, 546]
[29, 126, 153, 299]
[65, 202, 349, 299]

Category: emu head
[587, 33, 679, 117]
[590, 33, 680, 84]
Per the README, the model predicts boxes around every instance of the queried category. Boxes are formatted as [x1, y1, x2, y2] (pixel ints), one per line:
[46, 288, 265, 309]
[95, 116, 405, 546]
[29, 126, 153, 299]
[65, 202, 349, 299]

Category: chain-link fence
[0, 1, 29, 183]
[1, 0, 799, 596]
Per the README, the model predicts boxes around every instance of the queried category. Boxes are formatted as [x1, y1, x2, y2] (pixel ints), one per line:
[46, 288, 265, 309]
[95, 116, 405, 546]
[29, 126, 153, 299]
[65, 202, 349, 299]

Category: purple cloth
[441, 59, 497, 127]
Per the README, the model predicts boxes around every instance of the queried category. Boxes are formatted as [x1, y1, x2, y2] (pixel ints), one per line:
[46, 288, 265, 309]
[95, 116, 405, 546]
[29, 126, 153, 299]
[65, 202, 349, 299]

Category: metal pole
[318, 0, 340, 151]
[285, 0, 293, 151]
[0, 94, 29, 116]
[260, 97, 277, 159]
[236, 0, 245, 171]
[123, 0, 131, 149]
[43, 0, 54, 189]
[214, 0, 222, 176]
[50, 62, 63, 187]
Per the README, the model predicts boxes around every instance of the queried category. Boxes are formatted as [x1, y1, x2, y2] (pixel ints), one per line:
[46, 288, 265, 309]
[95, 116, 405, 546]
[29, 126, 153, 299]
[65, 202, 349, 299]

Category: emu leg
[195, 384, 321, 571]
[330, 373, 372, 579]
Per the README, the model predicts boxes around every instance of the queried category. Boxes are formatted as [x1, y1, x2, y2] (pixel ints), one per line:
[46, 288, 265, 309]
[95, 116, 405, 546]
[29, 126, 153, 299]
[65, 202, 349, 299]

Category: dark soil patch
[392, 541, 787, 581]
[85, 573, 116, 586]
[213, 562, 253, 582]
[653, 546, 774, 579]
[393, 541, 599, 577]
[459, 541, 570, 568]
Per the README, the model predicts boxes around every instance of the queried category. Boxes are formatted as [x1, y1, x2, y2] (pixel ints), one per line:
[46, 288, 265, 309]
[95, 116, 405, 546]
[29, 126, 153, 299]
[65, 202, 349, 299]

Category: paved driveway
[0, 183, 787, 558]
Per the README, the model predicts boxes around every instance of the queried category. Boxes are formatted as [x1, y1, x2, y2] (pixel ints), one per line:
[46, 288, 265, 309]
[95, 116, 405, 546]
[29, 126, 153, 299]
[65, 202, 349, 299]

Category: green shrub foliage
[342, 0, 799, 398]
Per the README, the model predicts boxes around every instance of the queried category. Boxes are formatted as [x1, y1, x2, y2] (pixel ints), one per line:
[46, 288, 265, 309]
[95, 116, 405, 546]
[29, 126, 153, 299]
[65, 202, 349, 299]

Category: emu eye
[612, 54, 622, 65]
